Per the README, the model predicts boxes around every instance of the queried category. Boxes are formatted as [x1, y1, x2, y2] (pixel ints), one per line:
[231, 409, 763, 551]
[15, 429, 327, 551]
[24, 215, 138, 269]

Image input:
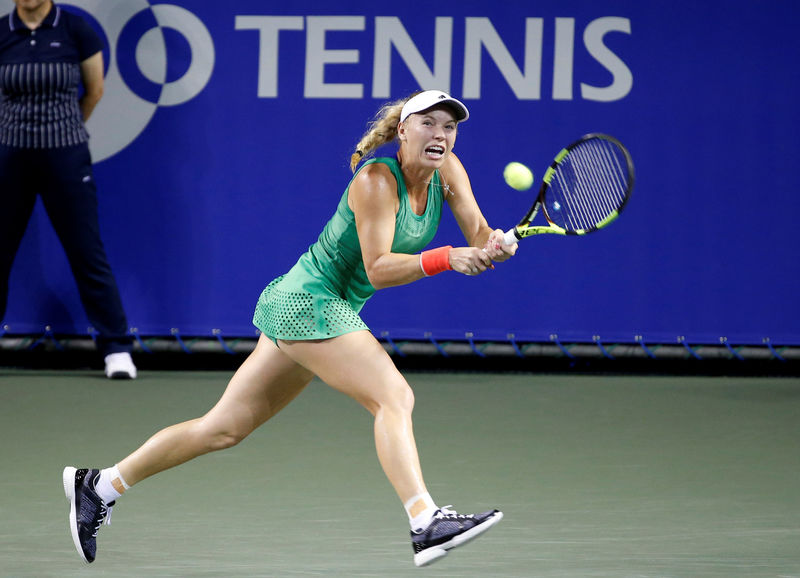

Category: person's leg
[0, 145, 37, 323]
[119, 335, 314, 485]
[277, 331, 428, 509]
[277, 330, 503, 566]
[37, 144, 132, 359]
[64, 335, 314, 563]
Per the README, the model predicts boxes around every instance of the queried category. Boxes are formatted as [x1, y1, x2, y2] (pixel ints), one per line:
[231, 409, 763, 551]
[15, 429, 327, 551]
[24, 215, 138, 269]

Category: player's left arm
[79, 51, 104, 122]
[441, 153, 516, 262]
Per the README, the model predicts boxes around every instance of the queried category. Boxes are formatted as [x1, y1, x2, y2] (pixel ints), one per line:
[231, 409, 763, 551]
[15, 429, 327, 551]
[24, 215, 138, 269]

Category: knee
[208, 431, 246, 452]
[195, 421, 249, 452]
[376, 380, 415, 416]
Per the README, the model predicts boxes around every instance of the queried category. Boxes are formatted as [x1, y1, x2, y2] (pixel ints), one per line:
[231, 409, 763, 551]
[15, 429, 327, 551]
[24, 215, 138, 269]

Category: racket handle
[502, 228, 519, 246]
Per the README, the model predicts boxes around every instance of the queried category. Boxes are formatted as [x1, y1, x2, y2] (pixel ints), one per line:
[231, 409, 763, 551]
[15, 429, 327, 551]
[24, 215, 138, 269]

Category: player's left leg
[277, 331, 503, 566]
[278, 331, 427, 504]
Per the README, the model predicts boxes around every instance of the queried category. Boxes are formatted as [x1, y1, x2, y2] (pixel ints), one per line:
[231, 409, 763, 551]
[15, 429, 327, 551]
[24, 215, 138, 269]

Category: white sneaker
[104, 352, 137, 379]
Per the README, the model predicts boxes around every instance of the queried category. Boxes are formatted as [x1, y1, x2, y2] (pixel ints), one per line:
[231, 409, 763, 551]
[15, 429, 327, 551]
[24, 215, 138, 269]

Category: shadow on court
[0, 370, 798, 577]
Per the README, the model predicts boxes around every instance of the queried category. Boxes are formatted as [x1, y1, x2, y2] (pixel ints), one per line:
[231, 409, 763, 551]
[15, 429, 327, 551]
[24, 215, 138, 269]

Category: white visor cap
[399, 90, 469, 124]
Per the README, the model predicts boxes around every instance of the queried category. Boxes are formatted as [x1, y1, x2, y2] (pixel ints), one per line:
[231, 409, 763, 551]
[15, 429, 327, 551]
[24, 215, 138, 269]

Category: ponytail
[349, 95, 415, 172]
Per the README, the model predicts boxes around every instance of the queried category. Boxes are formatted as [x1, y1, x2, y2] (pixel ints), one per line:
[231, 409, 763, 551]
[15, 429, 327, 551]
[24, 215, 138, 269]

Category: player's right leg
[63, 335, 314, 563]
[117, 335, 313, 485]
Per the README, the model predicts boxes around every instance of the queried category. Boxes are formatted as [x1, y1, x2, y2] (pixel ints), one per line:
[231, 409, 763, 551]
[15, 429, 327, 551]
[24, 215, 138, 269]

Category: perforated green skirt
[252, 273, 369, 343]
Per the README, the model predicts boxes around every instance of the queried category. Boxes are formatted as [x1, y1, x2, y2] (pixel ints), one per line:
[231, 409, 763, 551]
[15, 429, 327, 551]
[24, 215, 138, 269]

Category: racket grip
[502, 228, 519, 245]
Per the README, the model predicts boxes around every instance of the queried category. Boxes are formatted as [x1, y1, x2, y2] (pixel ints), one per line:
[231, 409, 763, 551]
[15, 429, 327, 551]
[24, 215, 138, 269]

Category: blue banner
[3, 0, 799, 345]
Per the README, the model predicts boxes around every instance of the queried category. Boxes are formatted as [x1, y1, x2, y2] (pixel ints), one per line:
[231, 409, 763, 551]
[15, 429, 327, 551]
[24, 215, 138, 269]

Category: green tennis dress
[253, 157, 445, 342]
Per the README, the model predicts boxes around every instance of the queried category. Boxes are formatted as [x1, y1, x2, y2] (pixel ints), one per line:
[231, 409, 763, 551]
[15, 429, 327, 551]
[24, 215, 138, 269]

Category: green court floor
[1, 369, 798, 577]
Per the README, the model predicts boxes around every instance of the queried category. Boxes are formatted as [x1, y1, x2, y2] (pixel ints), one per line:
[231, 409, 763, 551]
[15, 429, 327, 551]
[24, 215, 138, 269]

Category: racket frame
[505, 133, 634, 242]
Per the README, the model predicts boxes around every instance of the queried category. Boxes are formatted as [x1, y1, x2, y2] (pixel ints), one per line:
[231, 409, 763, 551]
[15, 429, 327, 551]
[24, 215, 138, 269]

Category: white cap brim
[400, 90, 469, 123]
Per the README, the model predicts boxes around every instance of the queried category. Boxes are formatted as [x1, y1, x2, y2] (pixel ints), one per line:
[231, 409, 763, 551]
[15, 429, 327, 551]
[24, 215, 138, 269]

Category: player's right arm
[349, 163, 428, 290]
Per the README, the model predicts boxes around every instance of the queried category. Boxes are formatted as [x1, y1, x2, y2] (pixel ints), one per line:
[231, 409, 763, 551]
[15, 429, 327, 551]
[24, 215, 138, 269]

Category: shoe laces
[93, 503, 113, 537]
[436, 506, 474, 520]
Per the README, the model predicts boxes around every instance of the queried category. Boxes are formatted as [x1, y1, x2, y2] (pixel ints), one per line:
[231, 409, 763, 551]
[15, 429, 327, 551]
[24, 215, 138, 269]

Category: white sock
[95, 465, 130, 504]
[405, 492, 439, 532]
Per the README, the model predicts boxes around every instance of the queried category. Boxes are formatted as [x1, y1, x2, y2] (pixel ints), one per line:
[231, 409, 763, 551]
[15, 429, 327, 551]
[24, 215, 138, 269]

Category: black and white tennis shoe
[63, 467, 114, 563]
[411, 506, 503, 566]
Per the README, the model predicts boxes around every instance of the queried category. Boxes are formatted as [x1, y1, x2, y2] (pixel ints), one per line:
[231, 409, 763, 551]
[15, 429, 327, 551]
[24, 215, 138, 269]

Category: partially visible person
[0, 0, 136, 378]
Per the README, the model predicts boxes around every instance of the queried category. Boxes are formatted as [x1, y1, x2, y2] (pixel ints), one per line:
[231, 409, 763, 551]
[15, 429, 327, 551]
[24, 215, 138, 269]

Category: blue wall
[3, 0, 799, 345]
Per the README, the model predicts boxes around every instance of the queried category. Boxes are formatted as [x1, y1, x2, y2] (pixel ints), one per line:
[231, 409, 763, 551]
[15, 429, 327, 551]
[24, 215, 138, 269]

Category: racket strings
[567, 143, 627, 226]
[546, 139, 630, 232]
[555, 144, 625, 229]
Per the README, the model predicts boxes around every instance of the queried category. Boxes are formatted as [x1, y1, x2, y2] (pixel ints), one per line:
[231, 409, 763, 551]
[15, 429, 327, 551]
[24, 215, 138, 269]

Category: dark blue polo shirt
[0, 4, 103, 148]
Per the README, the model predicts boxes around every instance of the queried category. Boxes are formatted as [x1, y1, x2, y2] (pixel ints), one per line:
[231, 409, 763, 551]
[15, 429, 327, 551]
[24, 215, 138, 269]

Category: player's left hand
[483, 229, 517, 262]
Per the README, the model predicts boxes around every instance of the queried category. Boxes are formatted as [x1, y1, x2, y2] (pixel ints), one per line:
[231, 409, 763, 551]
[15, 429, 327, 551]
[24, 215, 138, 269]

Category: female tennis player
[63, 90, 517, 567]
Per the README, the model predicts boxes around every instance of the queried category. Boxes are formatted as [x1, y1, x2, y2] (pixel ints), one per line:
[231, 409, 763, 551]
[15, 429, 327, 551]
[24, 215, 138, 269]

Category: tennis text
[234, 16, 633, 101]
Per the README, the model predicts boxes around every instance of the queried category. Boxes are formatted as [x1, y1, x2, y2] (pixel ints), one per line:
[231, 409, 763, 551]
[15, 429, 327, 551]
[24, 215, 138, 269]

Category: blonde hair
[349, 95, 415, 173]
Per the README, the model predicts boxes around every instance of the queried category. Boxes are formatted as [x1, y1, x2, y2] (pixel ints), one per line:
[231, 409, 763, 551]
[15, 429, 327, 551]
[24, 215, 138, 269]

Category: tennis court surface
[1, 369, 798, 577]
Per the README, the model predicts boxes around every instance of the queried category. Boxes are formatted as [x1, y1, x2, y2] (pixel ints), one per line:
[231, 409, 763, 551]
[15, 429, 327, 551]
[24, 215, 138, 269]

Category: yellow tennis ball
[503, 162, 534, 191]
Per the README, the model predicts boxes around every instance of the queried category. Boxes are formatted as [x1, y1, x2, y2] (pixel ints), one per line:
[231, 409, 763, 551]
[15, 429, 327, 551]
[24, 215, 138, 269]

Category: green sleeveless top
[253, 157, 445, 341]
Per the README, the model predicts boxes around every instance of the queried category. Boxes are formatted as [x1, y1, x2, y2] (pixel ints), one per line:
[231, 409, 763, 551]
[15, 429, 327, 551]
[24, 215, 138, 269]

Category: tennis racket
[502, 133, 634, 245]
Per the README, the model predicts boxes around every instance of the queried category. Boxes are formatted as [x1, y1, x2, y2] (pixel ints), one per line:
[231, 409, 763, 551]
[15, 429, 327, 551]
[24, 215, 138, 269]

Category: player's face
[399, 107, 458, 168]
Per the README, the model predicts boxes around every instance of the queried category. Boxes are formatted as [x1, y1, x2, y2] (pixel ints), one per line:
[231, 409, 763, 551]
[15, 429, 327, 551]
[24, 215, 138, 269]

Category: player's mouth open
[425, 146, 445, 158]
